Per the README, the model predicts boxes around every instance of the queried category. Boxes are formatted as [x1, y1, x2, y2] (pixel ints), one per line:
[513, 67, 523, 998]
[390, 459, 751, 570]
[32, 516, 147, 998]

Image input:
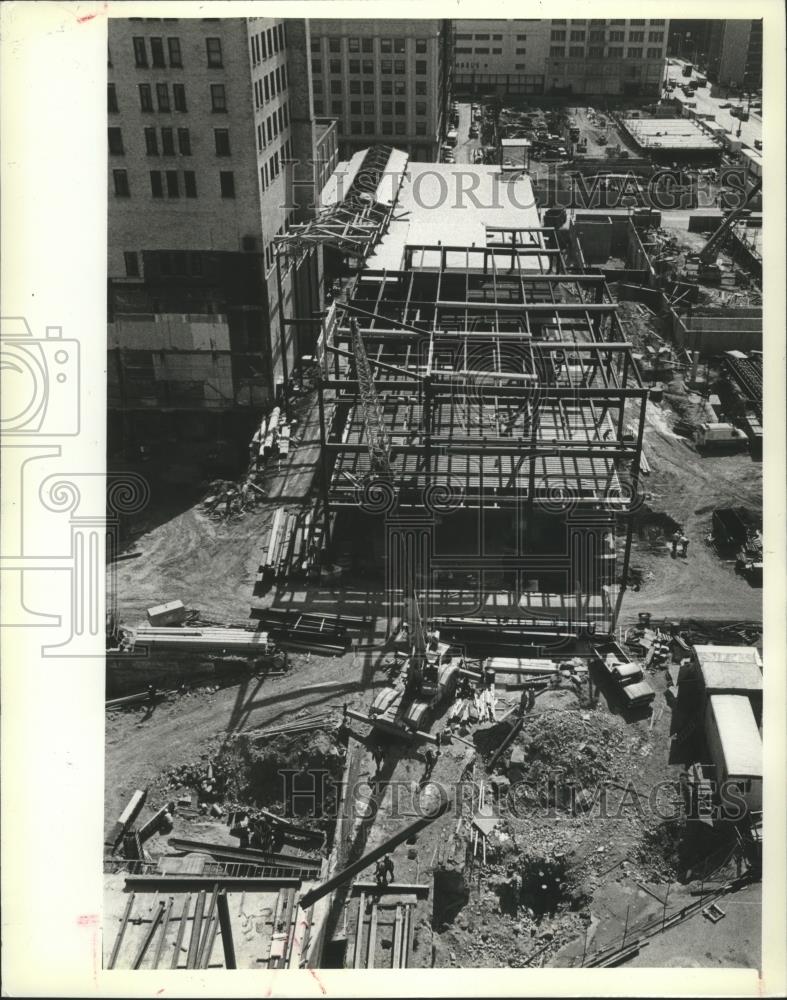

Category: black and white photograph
[1, 1, 784, 995]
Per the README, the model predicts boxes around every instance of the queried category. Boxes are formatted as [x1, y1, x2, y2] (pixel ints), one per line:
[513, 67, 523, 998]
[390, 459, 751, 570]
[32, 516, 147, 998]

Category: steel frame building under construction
[277, 148, 648, 632]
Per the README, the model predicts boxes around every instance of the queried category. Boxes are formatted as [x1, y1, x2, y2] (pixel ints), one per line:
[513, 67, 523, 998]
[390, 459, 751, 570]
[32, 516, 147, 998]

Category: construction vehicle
[690, 177, 763, 283]
[591, 640, 655, 709]
[354, 594, 462, 739]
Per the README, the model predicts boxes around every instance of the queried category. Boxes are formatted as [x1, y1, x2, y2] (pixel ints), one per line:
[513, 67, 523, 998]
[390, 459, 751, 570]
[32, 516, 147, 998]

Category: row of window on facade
[311, 36, 430, 54]
[250, 22, 287, 67]
[313, 116, 430, 136]
[111, 82, 231, 113]
[112, 168, 235, 199]
[549, 29, 664, 42]
[312, 78, 428, 97]
[252, 63, 288, 110]
[108, 125, 236, 157]
[259, 141, 291, 194]
[312, 58, 429, 76]
[256, 105, 290, 152]
[131, 35, 223, 69]
[550, 18, 665, 25]
[548, 46, 665, 59]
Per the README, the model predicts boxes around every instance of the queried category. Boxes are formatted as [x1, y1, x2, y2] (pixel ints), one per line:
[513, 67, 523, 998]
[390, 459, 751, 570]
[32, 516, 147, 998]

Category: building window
[649, 19, 665, 26]
[415, 61, 426, 74]
[474, 33, 489, 40]
[416, 38, 427, 53]
[331, 100, 342, 114]
[607, 47, 623, 57]
[362, 80, 374, 95]
[382, 80, 393, 95]
[311, 58, 322, 74]
[492, 48, 502, 54]
[161, 127, 175, 155]
[156, 83, 170, 112]
[382, 120, 393, 135]
[351, 120, 362, 134]
[415, 81, 426, 95]
[206, 37, 223, 68]
[350, 100, 361, 114]
[173, 83, 187, 111]
[475, 47, 489, 54]
[630, 19, 645, 25]
[350, 79, 361, 94]
[132, 37, 147, 67]
[108, 127, 124, 155]
[151, 37, 165, 67]
[648, 32, 663, 43]
[177, 128, 191, 155]
[113, 169, 130, 196]
[150, 171, 163, 197]
[570, 30, 585, 41]
[144, 127, 158, 155]
[310, 37, 321, 52]
[329, 36, 341, 53]
[211, 84, 226, 112]
[328, 58, 341, 74]
[627, 48, 642, 59]
[492, 33, 503, 40]
[108, 83, 118, 113]
[550, 46, 564, 57]
[314, 99, 324, 114]
[395, 100, 405, 115]
[646, 47, 661, 59]
[362, 58, 374, 74]
[415, 101, 426, 115]
[220, 171, 235, 198]
[608, 31, 624, 42]
[313, 78, 323, 94]
[629, 31, 644, 43]
[516, 34, 528, 41]
[415, 121, 426, 135]
[569, 46, 584, 57]
[382, 100, 392, 115]
[348, 37, 359, 52]
[362, 38, 373, 52]
[394, 37, 405, 53]
[168, 37, 182, 67]
[349, 59, 360, 74]
[381, 59, 392, 74]
[516, 47, 527, 54]
[363, 100, 374, 114]
[551, 30, 566, 41]
[394, 121, 405, 135]
[380, 38, 392, 53]
[214, 128, 230, 156]
[139, 84, 153, 112]
[166, 170, 179, 197]
[124, 251, 139, 277]
[588, 47, 603, 58]
[330, 79, 342, 93]
[363, 121, 375, 135]
[394, 59, 405, 73]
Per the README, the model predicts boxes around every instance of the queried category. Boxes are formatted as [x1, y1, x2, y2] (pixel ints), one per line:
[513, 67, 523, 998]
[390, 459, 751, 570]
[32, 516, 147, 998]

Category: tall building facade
[453, 18, 669, 98]
[307, 19, 452, 160]
[706, 20, 763, 89]
[667, 19, 713, 63]
[107, 16, 338, 462]
[453, 19, 550, 95]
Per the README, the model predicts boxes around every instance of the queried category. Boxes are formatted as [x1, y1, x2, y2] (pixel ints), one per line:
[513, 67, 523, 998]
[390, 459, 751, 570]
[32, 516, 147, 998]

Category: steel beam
[298, 798, 450, 911]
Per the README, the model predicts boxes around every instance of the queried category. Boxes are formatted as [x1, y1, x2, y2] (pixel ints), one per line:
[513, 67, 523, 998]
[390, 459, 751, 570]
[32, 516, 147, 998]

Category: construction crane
[349, 317, 393, 480]
[692, 177, 762, 283]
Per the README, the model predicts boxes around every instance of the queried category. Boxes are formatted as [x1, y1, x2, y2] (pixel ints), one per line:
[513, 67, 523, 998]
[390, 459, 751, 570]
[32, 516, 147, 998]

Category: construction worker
[423, 746, 438, 780]
[372, 744, 385, 776]
[383, 854, 395, 884]
[680, 534, 690, 558]
[374, 858, 387, 888]
[671, 529, 681, 557]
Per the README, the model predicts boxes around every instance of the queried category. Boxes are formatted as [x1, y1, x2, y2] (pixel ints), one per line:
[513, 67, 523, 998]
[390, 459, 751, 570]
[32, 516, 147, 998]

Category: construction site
[105, 143, 763, 972]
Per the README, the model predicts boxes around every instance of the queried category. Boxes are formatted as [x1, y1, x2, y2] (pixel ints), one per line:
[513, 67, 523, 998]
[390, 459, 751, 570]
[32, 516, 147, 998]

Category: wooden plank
[353, 892, 366, 969]
[366, 902, 378, 970]
[107, 892, 135, 970]
[392, 904, 403, 969]
[152, 896, 174, 969]
[169, 893, 191, 969]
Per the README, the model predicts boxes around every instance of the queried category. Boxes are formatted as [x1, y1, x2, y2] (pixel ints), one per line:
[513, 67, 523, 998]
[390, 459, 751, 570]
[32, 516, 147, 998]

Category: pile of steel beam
[248, 607, 362, 655]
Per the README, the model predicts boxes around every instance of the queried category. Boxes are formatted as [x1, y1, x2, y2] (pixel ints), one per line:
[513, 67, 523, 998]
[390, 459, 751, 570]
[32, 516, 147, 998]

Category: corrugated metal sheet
[708, 694, 762, 778]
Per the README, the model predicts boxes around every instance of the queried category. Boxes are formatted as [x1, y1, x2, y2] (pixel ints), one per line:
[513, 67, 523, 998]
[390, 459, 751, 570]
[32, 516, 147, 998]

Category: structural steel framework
[314, 231, 648, 626]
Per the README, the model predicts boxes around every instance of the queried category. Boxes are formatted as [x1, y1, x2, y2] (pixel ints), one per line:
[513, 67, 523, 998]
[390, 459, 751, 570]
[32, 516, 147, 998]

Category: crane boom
[699, 178, 762, 265]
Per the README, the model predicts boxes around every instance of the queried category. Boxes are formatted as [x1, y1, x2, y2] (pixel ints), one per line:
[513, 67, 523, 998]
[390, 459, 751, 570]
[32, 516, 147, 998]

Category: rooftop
[622, 117, 719, 151]
[708, 694, 763, 778]
[694, 644, 763, 693]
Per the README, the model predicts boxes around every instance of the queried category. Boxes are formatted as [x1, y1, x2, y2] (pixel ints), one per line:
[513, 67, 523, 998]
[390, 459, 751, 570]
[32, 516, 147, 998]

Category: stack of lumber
[248, 607, 351, 655]
[485, 656, 558, 689]
[133, 625, 274, 655]
[255, 507, 323, 590]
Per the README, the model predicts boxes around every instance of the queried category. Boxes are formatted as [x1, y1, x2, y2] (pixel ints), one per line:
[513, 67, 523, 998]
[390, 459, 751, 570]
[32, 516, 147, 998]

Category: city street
[665, 58, 762, 150]
[453, 100, 480, 164]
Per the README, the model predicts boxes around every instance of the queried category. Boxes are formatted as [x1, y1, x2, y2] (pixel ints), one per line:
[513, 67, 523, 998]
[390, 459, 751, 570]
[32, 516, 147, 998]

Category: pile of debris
[200, 477, 265, 521]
